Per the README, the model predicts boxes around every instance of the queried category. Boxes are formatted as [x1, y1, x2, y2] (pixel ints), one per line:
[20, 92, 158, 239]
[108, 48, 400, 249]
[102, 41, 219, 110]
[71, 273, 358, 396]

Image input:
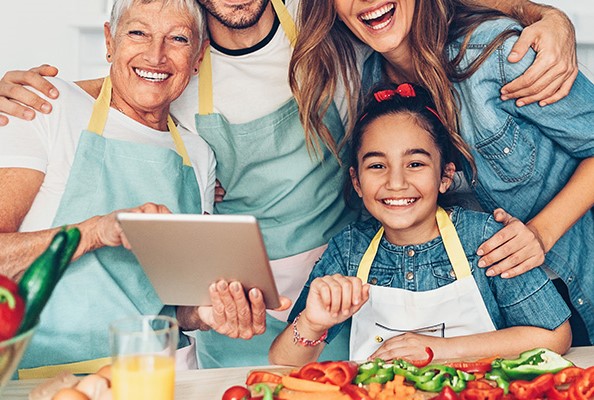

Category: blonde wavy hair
[291, 0, 519, 173]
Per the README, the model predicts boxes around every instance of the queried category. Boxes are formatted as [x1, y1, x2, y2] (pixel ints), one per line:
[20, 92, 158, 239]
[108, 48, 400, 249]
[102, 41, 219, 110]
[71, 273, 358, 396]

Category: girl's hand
[303, 274, 370, 331]
[214, 179, 226, 203]
[369, 332, 445, 362]
[501, 8, 577, 107]
[477, 208, 545, 278]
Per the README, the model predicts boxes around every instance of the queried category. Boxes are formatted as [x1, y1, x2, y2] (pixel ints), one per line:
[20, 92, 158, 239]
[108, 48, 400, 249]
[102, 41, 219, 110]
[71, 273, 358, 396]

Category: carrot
[281, 376, 341, 392]
[277, 388, 349, 400]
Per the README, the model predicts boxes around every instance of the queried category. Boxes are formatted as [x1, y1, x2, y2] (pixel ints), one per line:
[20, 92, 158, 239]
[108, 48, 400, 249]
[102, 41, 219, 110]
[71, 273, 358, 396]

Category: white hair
[109, 0, 207, 48]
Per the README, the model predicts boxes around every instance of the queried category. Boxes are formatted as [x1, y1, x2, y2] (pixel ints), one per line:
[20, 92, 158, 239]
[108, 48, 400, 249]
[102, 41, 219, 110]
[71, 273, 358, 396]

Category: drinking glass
[110, 315, 178, 400]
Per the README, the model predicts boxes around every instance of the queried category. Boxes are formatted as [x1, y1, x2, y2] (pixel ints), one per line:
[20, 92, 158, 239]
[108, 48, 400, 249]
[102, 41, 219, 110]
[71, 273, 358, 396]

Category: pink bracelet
[292, 312, 328, 347]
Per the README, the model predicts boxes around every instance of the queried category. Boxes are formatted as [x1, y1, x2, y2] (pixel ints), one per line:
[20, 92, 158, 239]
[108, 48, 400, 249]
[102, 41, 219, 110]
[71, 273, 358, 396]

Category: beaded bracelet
[292, 312, 328, 347]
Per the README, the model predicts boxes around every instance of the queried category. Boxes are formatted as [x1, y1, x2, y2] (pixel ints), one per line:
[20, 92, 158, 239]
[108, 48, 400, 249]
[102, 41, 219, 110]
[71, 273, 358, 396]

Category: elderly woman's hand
[177, 280, 291, 338]
[76, 202, 171, 257]
[501, 7, 578, 107]
[476, 208, 546, 278]
[0, 65, 59, 126]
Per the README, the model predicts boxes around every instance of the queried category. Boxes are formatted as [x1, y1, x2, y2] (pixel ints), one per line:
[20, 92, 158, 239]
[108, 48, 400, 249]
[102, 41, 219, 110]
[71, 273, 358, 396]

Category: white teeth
[360, 3, 394, 21]
[383, 198, 416, 206]
[134, 68, 170, 82]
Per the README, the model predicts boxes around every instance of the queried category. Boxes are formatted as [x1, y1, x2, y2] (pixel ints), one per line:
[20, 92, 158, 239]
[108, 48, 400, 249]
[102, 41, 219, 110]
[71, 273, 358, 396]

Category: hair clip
[373, 83, 416, 102]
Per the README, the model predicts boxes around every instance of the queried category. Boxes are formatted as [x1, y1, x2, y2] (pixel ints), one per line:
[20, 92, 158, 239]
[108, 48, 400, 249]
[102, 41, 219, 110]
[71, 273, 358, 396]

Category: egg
[95, 364, 112, 384]
[75, 374, 109, 399]
[52, 388, 90, 400]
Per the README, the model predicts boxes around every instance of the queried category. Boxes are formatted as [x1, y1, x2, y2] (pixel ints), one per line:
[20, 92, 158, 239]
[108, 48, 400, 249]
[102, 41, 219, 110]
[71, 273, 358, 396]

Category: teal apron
[193, 0, 355, 367]
[18, 77, 202, 376]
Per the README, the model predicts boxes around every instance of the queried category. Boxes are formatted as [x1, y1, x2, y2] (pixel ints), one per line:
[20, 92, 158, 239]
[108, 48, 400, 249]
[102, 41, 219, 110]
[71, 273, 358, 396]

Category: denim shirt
[361, 17, 594, 343]
[289, 207, 570, 343]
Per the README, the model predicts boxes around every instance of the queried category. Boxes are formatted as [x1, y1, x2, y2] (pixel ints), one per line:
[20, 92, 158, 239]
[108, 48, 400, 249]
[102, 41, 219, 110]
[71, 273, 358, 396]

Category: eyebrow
[361, 148, 432, 161]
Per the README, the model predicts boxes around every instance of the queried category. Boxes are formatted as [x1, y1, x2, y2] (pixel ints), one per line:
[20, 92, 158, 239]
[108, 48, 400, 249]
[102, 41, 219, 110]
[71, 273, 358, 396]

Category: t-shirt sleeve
[0, 95, 51, 172]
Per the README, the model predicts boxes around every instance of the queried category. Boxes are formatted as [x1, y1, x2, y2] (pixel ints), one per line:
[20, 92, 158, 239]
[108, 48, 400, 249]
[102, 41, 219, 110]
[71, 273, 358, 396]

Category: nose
[385, 166, 407, 190]
[143, 38, 167, 65]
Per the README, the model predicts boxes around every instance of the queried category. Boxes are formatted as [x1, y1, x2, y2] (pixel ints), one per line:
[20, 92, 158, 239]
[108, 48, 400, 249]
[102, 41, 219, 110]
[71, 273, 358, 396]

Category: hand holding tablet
[117, 213, 282, 310]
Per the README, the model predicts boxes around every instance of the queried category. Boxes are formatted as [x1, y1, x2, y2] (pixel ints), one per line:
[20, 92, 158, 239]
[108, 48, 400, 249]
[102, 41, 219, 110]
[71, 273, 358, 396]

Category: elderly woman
[0, 0, 216, 374]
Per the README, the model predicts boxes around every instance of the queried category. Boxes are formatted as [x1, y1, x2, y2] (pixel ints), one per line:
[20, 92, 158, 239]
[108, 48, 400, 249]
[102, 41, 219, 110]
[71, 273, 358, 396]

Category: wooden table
[3, 347, 594, 399]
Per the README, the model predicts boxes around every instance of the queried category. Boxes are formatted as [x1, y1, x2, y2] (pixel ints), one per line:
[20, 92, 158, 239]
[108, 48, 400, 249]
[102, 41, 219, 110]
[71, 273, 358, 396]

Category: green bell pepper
[354, 360, 380, 384]
[494, 348, 574, 381]
[485, 368, 510, 394]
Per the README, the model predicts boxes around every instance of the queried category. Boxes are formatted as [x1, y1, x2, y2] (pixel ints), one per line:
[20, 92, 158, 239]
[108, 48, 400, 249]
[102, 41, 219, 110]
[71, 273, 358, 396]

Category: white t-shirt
[171, 0, 363, 131]
[0, 78, 216, 232]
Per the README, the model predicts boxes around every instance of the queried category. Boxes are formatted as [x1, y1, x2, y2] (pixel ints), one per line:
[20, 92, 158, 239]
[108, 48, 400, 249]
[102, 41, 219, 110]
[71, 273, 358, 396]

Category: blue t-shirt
[289, 207, 570, 343]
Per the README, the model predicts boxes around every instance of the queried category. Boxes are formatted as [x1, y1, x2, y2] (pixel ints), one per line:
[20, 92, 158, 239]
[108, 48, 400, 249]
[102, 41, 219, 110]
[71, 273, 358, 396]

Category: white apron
[349, 207, 496, 361]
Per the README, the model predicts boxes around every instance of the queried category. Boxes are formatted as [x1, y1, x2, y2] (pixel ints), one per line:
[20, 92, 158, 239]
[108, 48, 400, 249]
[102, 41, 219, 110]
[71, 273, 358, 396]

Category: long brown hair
[291, 0, 519, 173]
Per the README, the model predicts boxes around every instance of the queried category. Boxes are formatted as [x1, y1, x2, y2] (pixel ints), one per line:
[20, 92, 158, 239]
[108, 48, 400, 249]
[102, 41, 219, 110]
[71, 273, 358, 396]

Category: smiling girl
[269, 83, 571, 365]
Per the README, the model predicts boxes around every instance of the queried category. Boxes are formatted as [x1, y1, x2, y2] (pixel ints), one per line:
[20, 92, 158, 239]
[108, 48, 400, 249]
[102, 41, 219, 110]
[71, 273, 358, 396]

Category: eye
[128, 30, 145, 37]
[172, 35, 189, 43]
[408, 161, 425, 168]
[368, 163, 385, 170]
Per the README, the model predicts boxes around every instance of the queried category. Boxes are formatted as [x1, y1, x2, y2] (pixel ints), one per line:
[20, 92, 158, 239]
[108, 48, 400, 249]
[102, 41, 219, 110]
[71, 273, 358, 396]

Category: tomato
[222, 385, 251, 400]
[245, 371, 283, 385]
[447, 362, 492, 374]
[509, 373, 554, 399]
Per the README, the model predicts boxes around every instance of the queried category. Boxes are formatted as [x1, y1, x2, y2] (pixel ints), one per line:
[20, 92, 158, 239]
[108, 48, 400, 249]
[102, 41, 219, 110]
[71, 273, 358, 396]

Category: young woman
[289, 0, 594, 347]
[269, 83, 571, 365]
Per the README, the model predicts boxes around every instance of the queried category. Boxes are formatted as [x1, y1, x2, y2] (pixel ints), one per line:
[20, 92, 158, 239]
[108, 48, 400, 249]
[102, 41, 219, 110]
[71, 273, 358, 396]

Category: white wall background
[0, 1, 593, 81]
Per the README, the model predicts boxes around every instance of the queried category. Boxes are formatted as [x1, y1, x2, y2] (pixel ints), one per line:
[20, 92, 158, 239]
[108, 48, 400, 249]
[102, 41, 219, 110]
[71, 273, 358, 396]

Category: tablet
[116, 213, 281, 309]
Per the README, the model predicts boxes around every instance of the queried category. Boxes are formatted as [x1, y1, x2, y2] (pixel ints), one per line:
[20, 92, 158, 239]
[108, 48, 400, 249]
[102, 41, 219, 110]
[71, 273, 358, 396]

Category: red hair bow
[373, 83, 416, 102]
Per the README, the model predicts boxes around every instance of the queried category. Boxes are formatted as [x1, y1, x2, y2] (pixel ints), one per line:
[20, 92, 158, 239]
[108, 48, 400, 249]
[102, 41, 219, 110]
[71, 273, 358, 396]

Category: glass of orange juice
[109, 315, 178, 400]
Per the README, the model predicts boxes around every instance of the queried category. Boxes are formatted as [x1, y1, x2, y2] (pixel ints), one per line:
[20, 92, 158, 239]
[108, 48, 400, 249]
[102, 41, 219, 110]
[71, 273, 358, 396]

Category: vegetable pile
[221, 348, 594, 400]
[0, 227, 81, 340]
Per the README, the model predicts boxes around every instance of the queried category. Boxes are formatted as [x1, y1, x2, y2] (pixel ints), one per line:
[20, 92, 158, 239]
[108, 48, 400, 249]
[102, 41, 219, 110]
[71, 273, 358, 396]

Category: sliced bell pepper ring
[568, 366, 594, 400]
[509, 372, 555, 399]
[245, 371, 283, 385]
[295, 362, 328, 383]
[484, 368, 510, 394]
[546, 366, 586, 400]
[459, 387, 503, 400]
[323, 361, 359, 387]
[362, 364, 395, 385]
[447, 361, 492, 374]
[354, 361, 379, 384]
[404, 346, 434, 368]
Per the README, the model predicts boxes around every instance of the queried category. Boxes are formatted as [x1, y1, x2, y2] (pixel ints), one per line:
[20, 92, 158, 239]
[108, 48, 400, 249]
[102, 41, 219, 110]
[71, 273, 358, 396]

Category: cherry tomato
[222, 385, 251, 400]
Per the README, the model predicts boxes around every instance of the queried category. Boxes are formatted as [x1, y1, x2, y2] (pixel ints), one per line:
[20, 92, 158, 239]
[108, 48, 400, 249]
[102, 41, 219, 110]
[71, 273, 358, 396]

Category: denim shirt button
[405, 271, 414, 281]
[407, 249, 415, 257]
[577, 298, 584, 306]
[567, 276, 574, 283]
[370, 277, 378, 284]
[503, 147, 511, 154]
[449, 269, 456, 278]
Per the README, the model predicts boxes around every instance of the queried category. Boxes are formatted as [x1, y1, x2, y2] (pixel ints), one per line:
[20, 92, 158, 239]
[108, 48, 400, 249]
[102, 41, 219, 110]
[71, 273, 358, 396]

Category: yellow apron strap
[87, 76, 112, 135]
[356, 227, 384, 283]
[18, 357, 111, 379]
[167, 116, 192, 166]
[356, 207, 471, 282]
[270, 0, 298, 46]
[436, 207, 472, 279]
[198, 0, 297, 115]
[86, 76, 192, 166]
[198, 47, 214, 115]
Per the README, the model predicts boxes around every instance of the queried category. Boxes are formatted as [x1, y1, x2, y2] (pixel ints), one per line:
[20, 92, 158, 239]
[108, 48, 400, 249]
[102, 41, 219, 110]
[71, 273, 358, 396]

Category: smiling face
[334, 0, 415, 60]
[351, 113, 453, 245]
[105, 0, 202, 128]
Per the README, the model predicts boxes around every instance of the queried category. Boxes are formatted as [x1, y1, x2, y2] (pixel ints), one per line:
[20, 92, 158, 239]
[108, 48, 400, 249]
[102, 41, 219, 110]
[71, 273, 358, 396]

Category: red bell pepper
[568, 366, 594, 400]
[447, 361, 492, 374]
[546, 367, 585, 400]
[431, 386, 459, 400]
[0, 274, 25, 341]
[405, 346, 434, 368]
[245, 371, 283, 385]
[509, 373, 555, 399]
[294, 361, 359, 387]
[341, 383, 372, 400]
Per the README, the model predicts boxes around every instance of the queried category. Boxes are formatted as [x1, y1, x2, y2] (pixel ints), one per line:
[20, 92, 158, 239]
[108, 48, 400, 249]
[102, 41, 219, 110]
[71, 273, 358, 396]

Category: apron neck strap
[356, 207, 472, 282]
[198, 0, 297, 115]
[87, 76, 192, 167]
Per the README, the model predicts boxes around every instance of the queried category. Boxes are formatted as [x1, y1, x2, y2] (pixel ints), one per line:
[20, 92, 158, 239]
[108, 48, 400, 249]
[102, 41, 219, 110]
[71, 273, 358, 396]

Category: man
[0, 0, 579, 368]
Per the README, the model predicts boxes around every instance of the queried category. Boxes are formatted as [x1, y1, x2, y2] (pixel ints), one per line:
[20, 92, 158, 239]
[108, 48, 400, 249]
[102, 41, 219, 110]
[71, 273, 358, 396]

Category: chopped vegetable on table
[0, 274, 25, 341]
[493, 348, 575, 381]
